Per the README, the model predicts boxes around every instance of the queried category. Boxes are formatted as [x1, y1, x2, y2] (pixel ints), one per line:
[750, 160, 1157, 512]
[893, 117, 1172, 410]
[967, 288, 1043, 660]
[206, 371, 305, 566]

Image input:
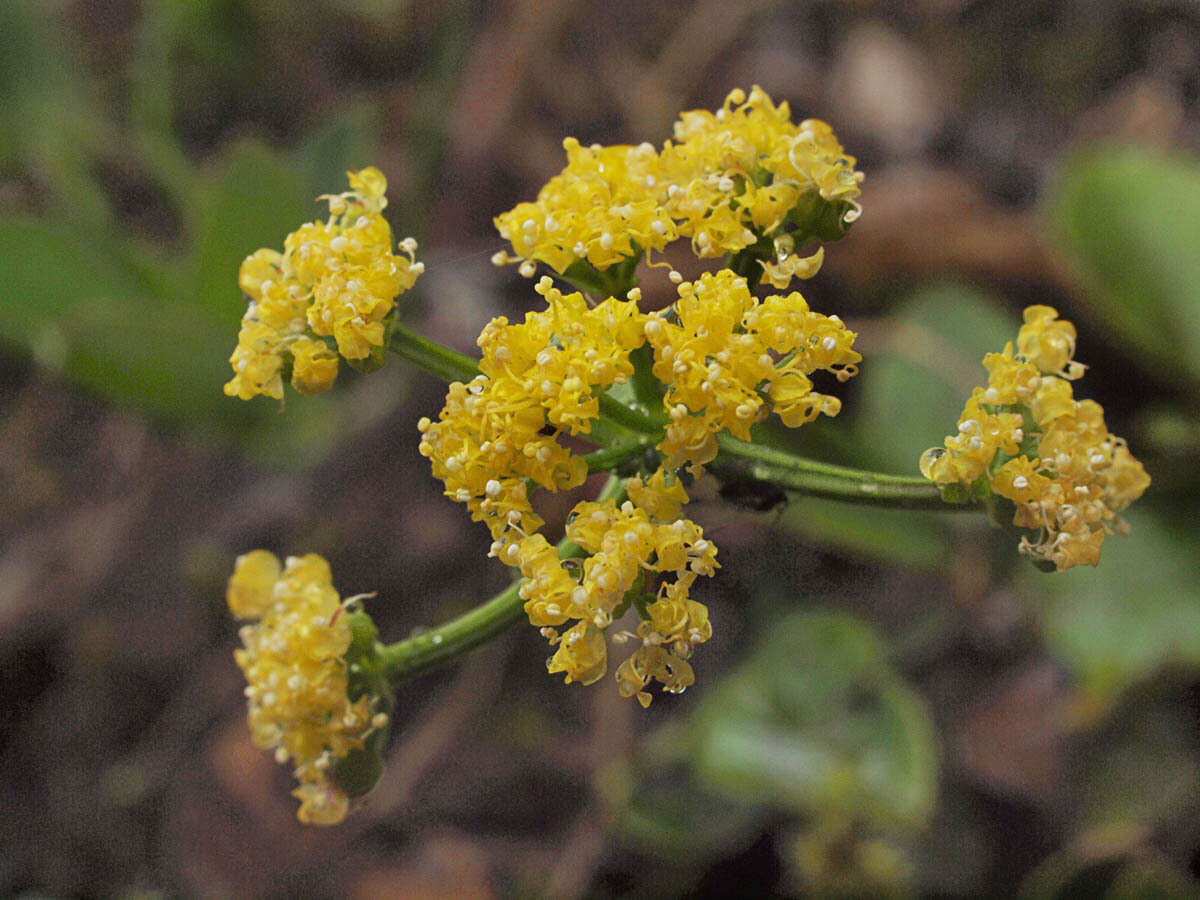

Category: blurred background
[2, 0, 1199, 896]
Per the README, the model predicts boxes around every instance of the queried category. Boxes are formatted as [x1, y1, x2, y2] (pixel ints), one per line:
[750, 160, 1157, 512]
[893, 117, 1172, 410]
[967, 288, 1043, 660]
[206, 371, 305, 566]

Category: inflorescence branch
[377, 476, 627, 687]
[387, 324, 953, 509]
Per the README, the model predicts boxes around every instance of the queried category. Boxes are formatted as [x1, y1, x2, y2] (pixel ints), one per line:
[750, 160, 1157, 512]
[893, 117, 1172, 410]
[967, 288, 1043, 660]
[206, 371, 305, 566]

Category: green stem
[390, 322, 480, 384]
[378, 476, 626, 685]
[377, 579, 525, 685]
[727, 236, 773, 292]
[583, 440, 653, 474]
[712, 434, 964, 510]
[597, 393, 667, 432]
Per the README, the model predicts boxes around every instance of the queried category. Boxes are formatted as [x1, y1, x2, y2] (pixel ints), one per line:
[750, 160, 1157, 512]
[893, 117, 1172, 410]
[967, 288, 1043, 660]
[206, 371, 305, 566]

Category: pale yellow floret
[919, 305, 1149, 571]
[646, 270, 860, 467]
[224, 168, 423, 400]
[227, 551, 376, 825]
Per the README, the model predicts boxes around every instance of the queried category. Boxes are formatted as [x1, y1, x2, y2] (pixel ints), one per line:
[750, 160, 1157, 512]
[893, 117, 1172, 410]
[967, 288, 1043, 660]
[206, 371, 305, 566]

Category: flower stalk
[377, 476, 626, 686]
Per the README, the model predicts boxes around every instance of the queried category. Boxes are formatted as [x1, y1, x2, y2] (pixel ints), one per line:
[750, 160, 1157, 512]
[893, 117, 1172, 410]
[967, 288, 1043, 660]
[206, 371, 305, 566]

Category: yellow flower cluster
[420, 261, 859, 700]
[418, 277, 723, 703]
[227, 550, 384, 825]
[225, 168, 424, 400]
[646, 269, 862, 467]
[417, 276, 643, 539]
[660, 86, 862, 272]
[920, 306, 1150, 571]
[526, 468, 718, 706]
[493, 87, 862, 289]
[493, 139, 676, 277]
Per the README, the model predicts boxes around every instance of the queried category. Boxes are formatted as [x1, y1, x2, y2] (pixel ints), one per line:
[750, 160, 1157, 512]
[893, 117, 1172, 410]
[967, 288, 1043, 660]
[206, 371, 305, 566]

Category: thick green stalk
[378, 476, 626, 685]
[711, 434, 962, 511]
[377, 579, 525, 685]
[390, 322, 479, 384]
[583, 440, 653, 474]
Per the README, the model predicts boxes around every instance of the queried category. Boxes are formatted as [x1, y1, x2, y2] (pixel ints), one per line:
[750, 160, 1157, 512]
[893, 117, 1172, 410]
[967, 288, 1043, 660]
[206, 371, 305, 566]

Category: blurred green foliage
[1045, 147, 1200, 387]
[0, 0, 418, 463]
[621, 610, 936, 894]
[1036, 509, 1200, 711]
[628, 141, 1200, 894]
[688, 609, 937, 830]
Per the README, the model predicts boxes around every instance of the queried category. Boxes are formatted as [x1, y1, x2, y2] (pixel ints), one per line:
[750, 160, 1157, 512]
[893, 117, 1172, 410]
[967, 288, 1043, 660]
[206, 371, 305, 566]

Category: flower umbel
[224, 167, 424, 400]
[228, 550, 386, 824]
[659, 86, 863, 276]
[417, 274, 725, 704]
[919, 305, 1150, 571]
[493, 87, 863, 291]
[646, 269, 861, 467]
[430, 89, 866, 702]
[492, 139, 675, 278]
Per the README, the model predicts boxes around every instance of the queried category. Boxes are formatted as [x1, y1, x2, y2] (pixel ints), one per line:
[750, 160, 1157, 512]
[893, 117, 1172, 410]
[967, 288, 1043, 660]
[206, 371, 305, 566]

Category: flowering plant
[220, 88, 1148, 824]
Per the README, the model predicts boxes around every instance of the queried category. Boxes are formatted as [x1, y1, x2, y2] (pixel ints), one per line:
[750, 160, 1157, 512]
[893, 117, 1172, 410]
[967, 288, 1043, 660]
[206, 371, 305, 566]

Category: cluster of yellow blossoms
[227, 550, 385, 824]
[225, 167, 424, 400]
[417, 88, 867, 704]
[218, 86, 1157, 829]
[920, 306, 1150, 571]
[647, 269, 860, 466]
[493, 86, 863, 290]
[419, 262, 858, 702]
[415, 276, 717, 703]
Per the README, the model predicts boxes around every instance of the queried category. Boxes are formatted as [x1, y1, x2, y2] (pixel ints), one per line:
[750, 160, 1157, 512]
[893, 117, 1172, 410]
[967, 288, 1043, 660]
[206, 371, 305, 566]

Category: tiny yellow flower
[616, 640, 696, 709]
[1017, 305, 1084, 379]
[224, 168, 423, 400]
[547, 621, 609, 686]
[494, 88, 861, 288]
[920, 305, 1149, 571]
[227, 551, 382, 825]
[289, 337, 339, 396]
[225, 548, 281, 618]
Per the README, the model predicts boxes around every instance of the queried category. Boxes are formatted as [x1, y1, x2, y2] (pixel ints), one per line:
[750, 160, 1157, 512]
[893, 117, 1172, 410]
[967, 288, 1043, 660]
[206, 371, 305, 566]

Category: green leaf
[0, 218, 263, 426]
[1021, 845, 1199, 900]
[687, 609, 939, 831]
[0, 218, 142, 348]
[56, 293, 253, 426]
[855, 281, 1019, 475]
[1033, 509, 1200, 708]
[616, 770, 764, 861]
[1106, 860, 1200, 900]
[0, 2, 114, 228]
[296, 102, 382, 202]
[191, 138, 311, 321]
[1044, 146, 1200, 382]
